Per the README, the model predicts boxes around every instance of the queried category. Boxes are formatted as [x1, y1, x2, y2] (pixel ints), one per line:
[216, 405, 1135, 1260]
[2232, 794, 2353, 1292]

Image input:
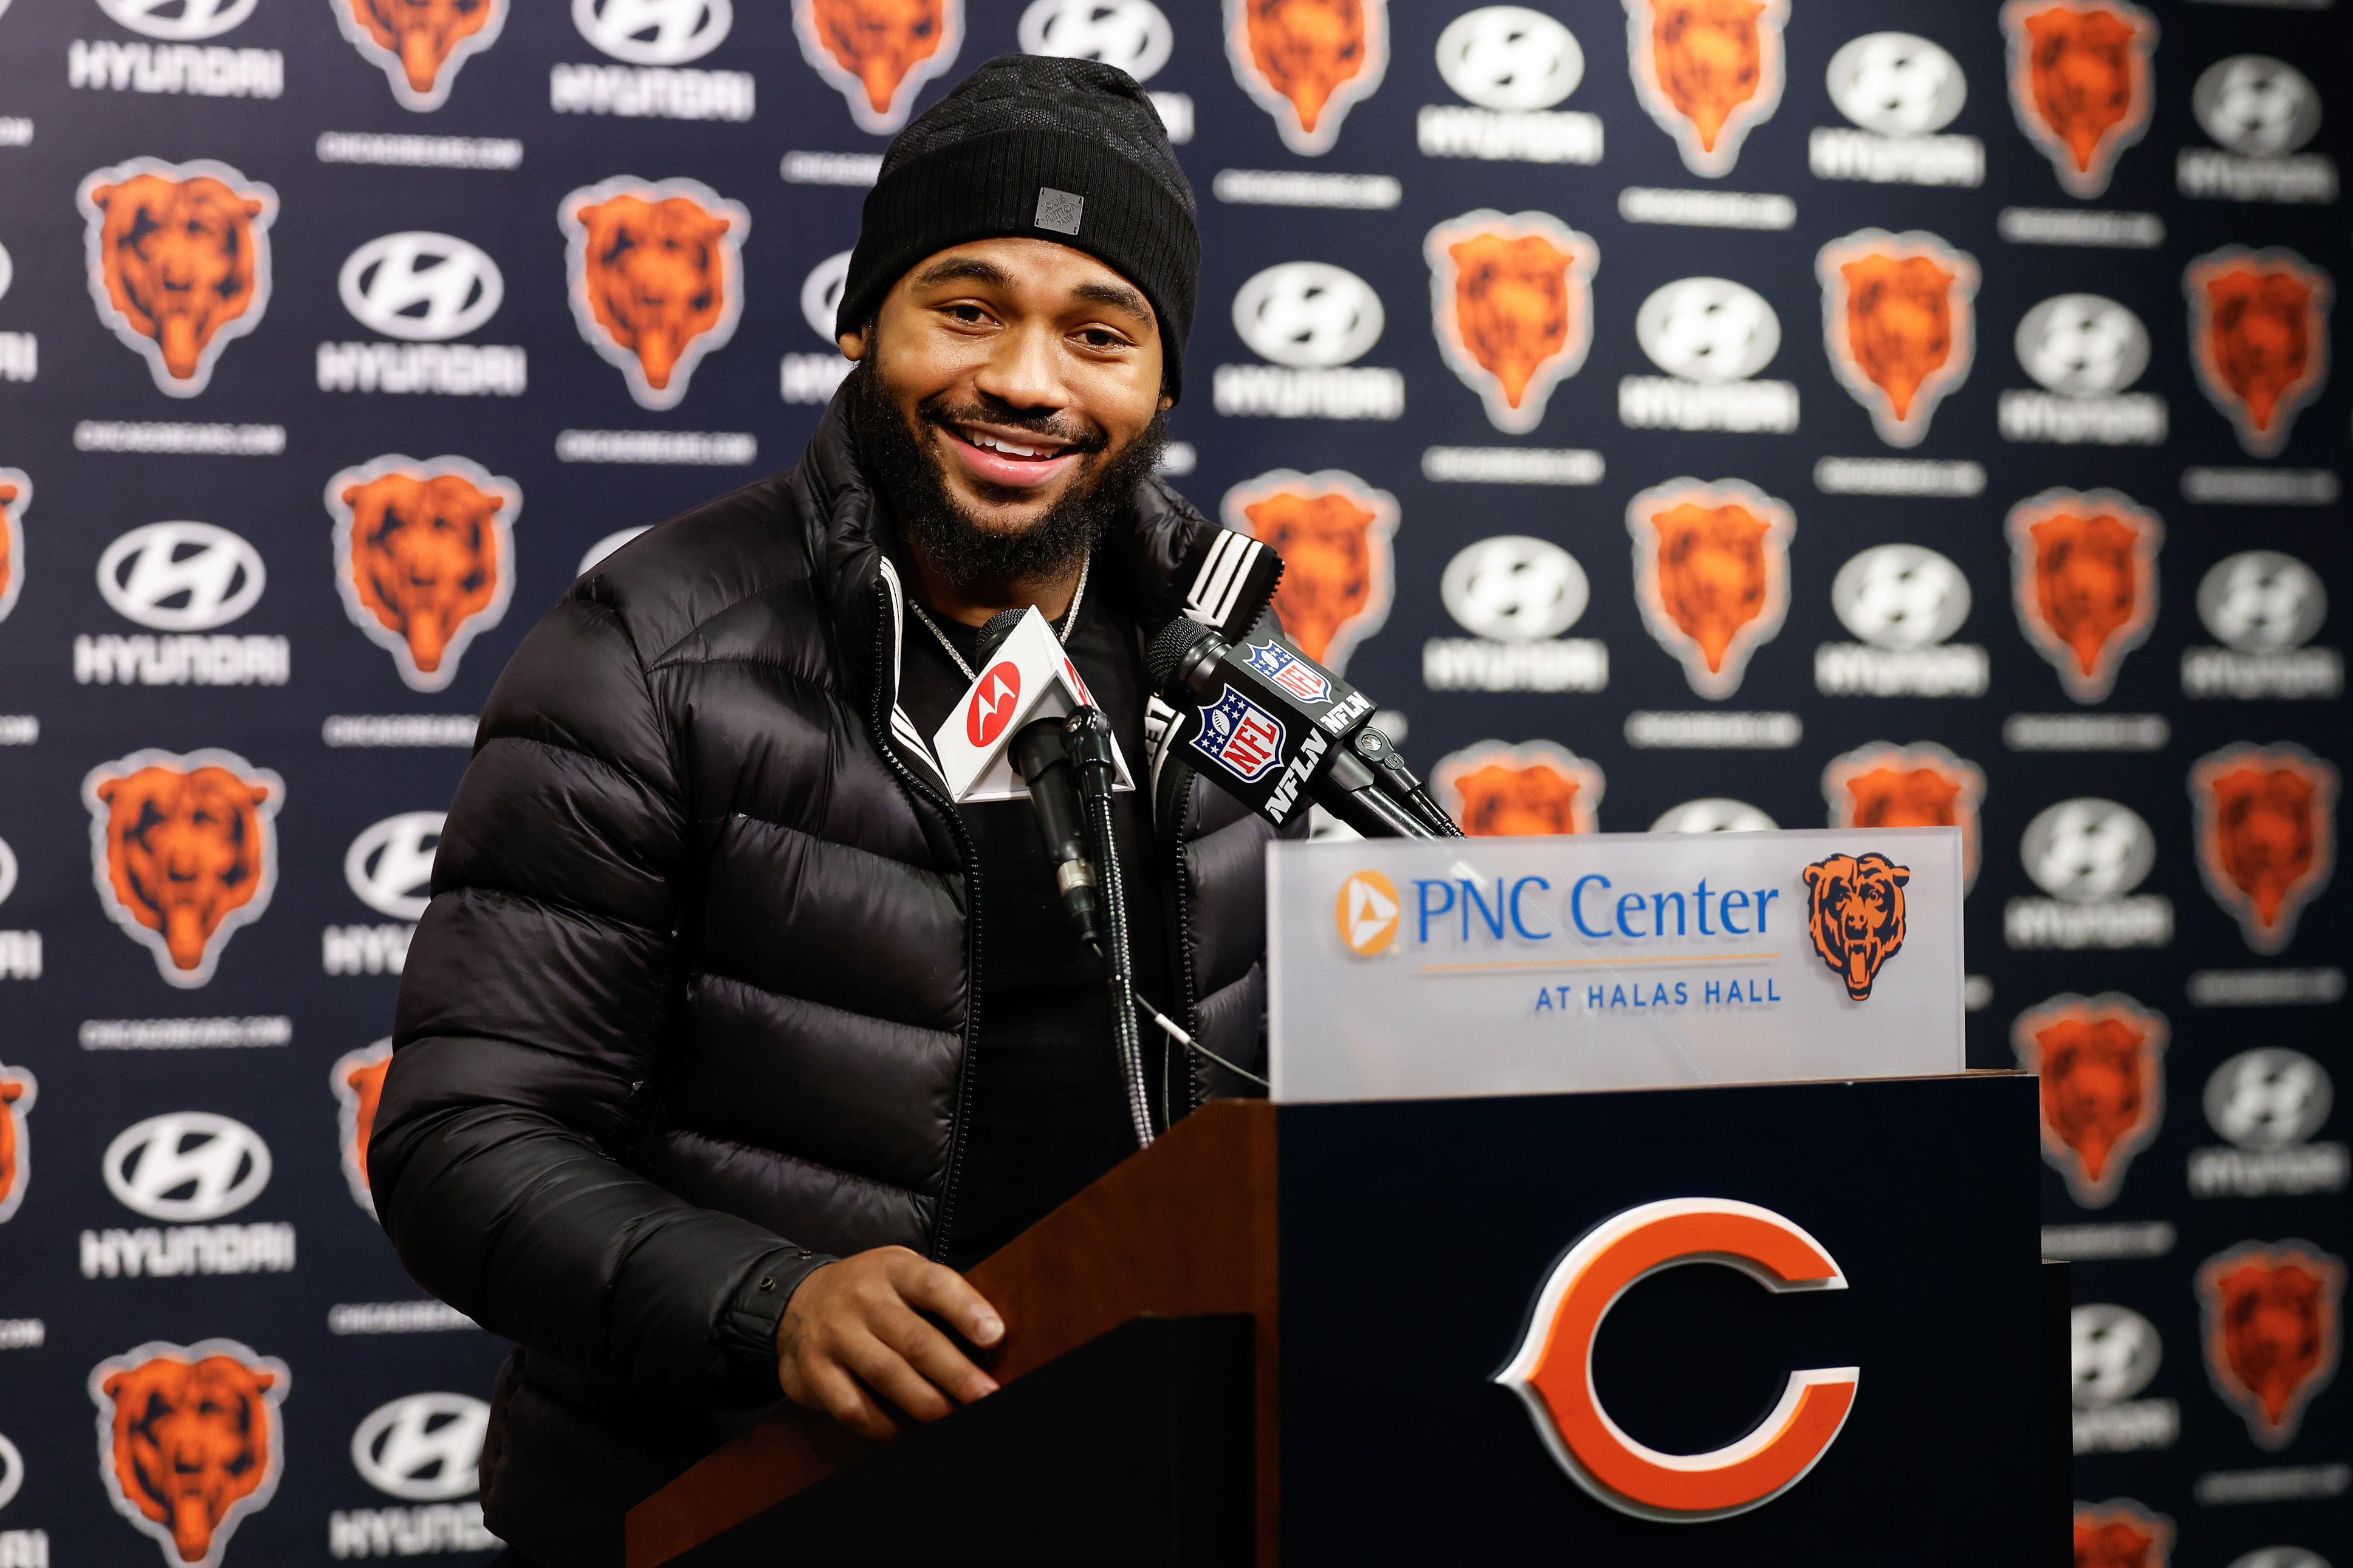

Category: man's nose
[971, 321, 1070, 416]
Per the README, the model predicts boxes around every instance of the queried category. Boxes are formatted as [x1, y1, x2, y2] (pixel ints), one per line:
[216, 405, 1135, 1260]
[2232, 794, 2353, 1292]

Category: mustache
[915, 392, 1110, 456]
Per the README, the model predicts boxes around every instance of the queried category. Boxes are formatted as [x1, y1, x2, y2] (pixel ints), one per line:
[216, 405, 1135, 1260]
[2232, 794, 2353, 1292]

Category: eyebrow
[1073, 279, 1155, 329]
[912, 257, 1012, 289]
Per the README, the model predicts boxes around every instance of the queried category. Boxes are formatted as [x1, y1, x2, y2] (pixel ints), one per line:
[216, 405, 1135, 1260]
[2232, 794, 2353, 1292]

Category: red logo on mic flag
[966, 662, 1022, 748]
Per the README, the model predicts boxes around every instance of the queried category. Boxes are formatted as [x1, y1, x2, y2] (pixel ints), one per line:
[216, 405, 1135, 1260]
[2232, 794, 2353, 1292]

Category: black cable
[1067, 708, 1154, 1149]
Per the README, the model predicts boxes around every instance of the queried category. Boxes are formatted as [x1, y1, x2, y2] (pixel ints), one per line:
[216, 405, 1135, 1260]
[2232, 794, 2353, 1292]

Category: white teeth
[968, 431, 1054, 459]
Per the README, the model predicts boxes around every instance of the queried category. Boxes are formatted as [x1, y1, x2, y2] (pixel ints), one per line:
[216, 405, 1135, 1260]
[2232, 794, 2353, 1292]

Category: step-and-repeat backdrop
[0, 0, 2343, 1563]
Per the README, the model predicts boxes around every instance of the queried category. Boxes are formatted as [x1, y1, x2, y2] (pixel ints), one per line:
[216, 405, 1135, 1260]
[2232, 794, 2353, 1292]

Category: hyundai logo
[2021, 798, 2155, 903]
[1649, 798, 1778, 834]
[1830, 544, 1971, 650]
[352, 1392, 492, 1501]
[345, 812, 445, 922]
[1018, 0, 1173, 83]
[0, 1432, 19, 1512]
[338, 232, 505, 343]
[103, 1111, 271, 1222]
[2015, 293, 2149, 397]
[2205, 1047, 2333, 1152]
[0, 835, 16, 909]
[97, 0, 257, 41]
[1825, 31, 1965, 137]
[97, 521, 266, 631]
[1435, 5, 1583, 111]
[2199, 551, 2326, 653]
[574, 0, 732, 65]
[1440, 535, 1587, 642]
[1231, 262, 1384, 368]
[1633, 276, 1780, 382]
[801, 249, 852, 343]
[2194, 55, 2320, 158]
[2070, 1304, 2161, 1408]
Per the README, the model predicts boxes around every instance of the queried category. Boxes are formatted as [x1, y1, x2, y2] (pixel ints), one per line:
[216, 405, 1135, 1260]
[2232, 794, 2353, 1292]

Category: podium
[627, 1073, 2049, 1566]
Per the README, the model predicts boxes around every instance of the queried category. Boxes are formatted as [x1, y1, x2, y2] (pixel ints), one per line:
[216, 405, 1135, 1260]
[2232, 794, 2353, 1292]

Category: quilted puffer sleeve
[371, 583, 828, 1409]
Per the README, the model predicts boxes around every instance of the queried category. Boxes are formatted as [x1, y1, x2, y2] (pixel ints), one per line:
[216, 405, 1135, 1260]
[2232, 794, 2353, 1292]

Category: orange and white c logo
[1495, 1198, 1858, 1521]
[1335, 869, 1401, 955]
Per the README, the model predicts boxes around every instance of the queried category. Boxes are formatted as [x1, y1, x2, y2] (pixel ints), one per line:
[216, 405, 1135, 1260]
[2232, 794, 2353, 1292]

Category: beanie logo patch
[1034, 187, 1086, 236]
[794, 0, 965, 135]
[1226, 0, 1390, 157]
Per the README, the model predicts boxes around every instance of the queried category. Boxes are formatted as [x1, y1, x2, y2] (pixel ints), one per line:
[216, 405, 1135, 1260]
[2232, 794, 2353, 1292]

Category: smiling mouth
[938, 421, 1090, 491]
[951, 423, 1073, 461]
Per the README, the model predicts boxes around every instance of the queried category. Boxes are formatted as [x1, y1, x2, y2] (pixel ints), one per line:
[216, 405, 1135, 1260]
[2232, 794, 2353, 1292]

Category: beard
[848, 352, 1168, 590]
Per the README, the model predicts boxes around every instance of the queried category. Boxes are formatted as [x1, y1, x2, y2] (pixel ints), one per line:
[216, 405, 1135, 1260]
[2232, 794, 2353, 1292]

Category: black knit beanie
[835, 53, 1200, 400]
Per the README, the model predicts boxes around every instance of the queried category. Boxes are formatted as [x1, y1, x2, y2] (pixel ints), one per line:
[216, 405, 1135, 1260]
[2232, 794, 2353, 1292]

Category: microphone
[1144, 620, 1453, 839]
[930, 607, 1133, 803]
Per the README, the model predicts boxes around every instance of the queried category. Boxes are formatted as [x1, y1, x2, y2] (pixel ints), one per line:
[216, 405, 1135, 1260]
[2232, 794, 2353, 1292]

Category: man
[371, 56, 1283, 1566]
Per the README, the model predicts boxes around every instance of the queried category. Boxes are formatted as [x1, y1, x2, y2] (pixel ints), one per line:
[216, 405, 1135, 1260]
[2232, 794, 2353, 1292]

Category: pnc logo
[2022, 798, 2154, 903]
[1816, 227, 1977, 448]
[1496, 1198, 1857, 1521]
[794, 0, 964, 135]
[965, 662, 1022, 748]
[352, 1392, 490, 1501]
[2074, 1500, 2174, 1568]
[2190, 743, 2337, 956]
[1441, 535, 1587, 643]
[78, 157, 278, 399]
[97, 521, 266, 632]
[575, 0, 734, 65]
[92, 1339, 289, 1568]
[2199, 552, 2326, 654]
[329, 455, 519, 694]
[0, 1062, 35, 1225]
[562, 176, 750, 411]
[1436, 5, 1584, 111]
[1433, 740, 1602, 837]
[2014, 992, 2168, 1208]
[0, 467, 25, 628]
[103, 1111, 272, 1222]
[2007, 488, 2162, 705]
[1822, 741, 1984, 891]
[84, 747, 283, 987]
[338, 231, 504, 341]
[2206, 1047, 2332, 1153]
[1424, 208, 1597, 434]
[1231, 261, 1384, 368]
[346, 811, 445, 920]
[333, 0, 508, 112]
[1830, 544, 1970, 651]
[1635, 275, 1780, 383]
[1825, 31, 1966, 136]
[1226, 0, 1389, 157]
[1623, 0, 1788, 177]
[1223, 468, 1396, 674]
[1335, 868, 1401, 955]
[2197, 1240, 2343, 1450]
[2185, 247, 2332, 460]
[2001, 0, 2155, 199]
[1626, 476, 1793, 699]
[2194, 56, 2320, 158]
[98, 0, 259, 40]
[334, 1041, 395, 1210]
[2017, 293, 2149, 397]
[1019, 0, 1173, 82]
[2072, 1304, 2163, 1409]
[1801, 851, 1908, 1001]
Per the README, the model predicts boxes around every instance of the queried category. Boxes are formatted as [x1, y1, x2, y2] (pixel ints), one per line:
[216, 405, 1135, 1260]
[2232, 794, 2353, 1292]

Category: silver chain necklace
[907, 552, 1091, 683]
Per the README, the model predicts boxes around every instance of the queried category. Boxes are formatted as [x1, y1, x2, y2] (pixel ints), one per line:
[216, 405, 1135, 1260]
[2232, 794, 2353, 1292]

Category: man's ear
[1158, 393, 1173, 412]
[837, 328, 868, 361]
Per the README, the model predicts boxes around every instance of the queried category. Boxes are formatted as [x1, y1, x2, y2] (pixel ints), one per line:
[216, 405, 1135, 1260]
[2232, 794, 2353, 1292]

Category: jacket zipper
[862, 581, 985, 1265]
[1163, 769, 1204, 1115]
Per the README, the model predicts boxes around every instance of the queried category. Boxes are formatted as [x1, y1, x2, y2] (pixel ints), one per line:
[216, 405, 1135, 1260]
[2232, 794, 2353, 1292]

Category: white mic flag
[930, 606, 1135, 802]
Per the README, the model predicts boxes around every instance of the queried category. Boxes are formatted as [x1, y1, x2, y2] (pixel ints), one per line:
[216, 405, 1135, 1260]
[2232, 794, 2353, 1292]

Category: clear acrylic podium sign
[1267, 827, 1965, 1102]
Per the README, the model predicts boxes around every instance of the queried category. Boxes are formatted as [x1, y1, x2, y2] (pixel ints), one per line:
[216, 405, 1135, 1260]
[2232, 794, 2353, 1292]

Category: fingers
[839, 1329, 960, 1425]
[870, 1297, 998, 1406]
[888, 1253, 1006, 1349]
[802, 1361, 899, 1442]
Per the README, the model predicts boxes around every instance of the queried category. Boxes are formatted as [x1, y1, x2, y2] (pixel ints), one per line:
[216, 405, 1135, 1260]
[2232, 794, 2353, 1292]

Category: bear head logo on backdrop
[1424, 209, 1598, 435]
[2001, 0, 2156, 197]
[1225, 0, 1389, 156]
[326, 455, 520, 693]
[2013, 993, 2168, 1208]
[1434, 740, 1604, 837]
[2185, 247, 2332, 459]
[83, 749, 283, 988]
[1222, 468, 1397, 674]
[77, 158, 277, 398]
[2190, 744, 2337, 956]
[1816, 228, 1977, 447]
[334, 0, 508, 111]
[2197, 1241, 2344, 1450]
[91, 1340, 290, 1568]
[794, 0, 964, 134]
[561, 177, 750, 411]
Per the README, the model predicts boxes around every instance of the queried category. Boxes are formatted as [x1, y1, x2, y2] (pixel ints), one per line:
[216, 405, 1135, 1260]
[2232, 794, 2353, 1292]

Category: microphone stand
[1065, 707, 1155, 1150]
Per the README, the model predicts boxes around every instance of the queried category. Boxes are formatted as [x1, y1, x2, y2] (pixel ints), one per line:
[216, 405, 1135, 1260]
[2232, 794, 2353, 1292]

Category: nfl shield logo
[1190, 687, 1288, 782]
[1244, 640, 1333, 704]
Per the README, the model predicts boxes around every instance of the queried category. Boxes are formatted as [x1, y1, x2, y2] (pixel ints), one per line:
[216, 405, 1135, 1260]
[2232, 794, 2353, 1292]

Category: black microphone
[1144, 620, 1454, 839]
[970, 609, 1107, 948]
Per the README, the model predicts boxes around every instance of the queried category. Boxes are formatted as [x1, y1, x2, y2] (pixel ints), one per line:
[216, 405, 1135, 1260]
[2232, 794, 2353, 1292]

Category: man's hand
[774, 1247, 1005, 1439]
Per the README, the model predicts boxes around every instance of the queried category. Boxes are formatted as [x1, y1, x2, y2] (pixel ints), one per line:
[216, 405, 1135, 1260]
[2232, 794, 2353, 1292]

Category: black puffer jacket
[371, 397, 1281, 1564]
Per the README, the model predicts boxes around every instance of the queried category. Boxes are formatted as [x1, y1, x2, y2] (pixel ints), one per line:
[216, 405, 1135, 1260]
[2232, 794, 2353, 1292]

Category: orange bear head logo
[2013, 993, 2167, 1207]
[1424, 210, 1596, 435]
[794, 0, 963, 134]
[1223, 468, 1397, 674]
[1822, 741, 1985, 891]
[77, 159, 277, 399]
[2185, 247, 2332, 460]
[1626, 477, 1792, 699]
[332, 1041, 395, 1211]
[2198, 1242, 2344, 1450]
[1817, 228, 1977, 448]
[326, 454, 519, 693]
[0, 467, 28, 628]
[2007, 489, 2162, 705]
[2072, 1502, 2173, 1568]
[2191, 744, 2337, 956]
[0, 1064, 35, 1225]
[1624, 0, 1788, 176]
[1433, 741, 1602, 837]
[333, 0, 506, 112]
[83, 749, 283, 989]
[1226, 0, 1389, 156]
[2002, 0, 2156, 198]
[91, 1340, 290, 1568]
[1801, 852, 1909, 1001]
[562, 177, 749, 411]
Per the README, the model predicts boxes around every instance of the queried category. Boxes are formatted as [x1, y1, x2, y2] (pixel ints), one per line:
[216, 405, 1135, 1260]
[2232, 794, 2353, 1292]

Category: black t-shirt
[893, 568, 1172, 1271]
